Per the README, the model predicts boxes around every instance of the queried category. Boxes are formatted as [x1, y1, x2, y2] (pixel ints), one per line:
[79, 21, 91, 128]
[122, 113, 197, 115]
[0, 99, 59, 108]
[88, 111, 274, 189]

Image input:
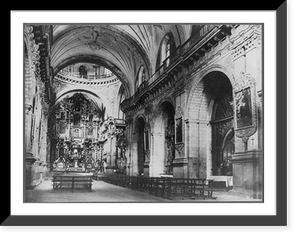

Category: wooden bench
[102, 174, 218, 200]
[189, 178, 216, 199]
[52, 173, 93, 192]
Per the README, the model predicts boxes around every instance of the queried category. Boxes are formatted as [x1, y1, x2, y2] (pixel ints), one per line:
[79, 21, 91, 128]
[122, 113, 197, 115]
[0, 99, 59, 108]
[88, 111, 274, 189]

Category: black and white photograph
[23, 23, 263, 203]
[5, 3, 290, 230]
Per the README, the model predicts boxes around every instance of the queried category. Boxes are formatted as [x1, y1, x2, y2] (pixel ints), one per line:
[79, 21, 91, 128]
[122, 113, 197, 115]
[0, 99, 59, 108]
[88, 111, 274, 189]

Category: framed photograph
[5, 2, 287, 226]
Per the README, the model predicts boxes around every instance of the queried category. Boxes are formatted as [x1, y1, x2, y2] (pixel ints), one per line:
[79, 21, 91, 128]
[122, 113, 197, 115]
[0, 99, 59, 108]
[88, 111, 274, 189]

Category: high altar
[51, 93, 126, 173]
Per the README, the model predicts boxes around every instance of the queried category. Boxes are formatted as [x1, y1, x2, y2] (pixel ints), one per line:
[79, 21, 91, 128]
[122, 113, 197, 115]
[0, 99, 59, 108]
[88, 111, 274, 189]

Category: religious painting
[235, 87, 252, 129]
[175, 117, 183, 143]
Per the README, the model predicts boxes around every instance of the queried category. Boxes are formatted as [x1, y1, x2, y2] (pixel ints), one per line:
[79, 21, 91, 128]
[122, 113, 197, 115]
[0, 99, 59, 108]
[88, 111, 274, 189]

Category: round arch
[155, 32, 177, 71]
[53, 54, 131, 98]
[54, 88, 113, 117]
[186, 64, 235, 121]
[134, 114, 147, 133]
[157, 97, 175, 113]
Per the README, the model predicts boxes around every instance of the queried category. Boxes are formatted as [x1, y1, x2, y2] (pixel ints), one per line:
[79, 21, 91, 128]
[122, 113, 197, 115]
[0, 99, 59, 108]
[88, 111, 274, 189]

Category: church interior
[24, 24, 263, 201]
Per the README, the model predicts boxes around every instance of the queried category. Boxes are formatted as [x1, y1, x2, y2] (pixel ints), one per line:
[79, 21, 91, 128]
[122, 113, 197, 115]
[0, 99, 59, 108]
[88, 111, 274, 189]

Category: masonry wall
[125, 25, 262, 198]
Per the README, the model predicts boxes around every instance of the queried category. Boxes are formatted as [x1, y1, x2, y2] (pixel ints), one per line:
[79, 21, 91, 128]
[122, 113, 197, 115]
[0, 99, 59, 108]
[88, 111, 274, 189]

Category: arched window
[136, 65, 145, 90]
[156, 33, 176, 71]
[161, 35, 171, 67]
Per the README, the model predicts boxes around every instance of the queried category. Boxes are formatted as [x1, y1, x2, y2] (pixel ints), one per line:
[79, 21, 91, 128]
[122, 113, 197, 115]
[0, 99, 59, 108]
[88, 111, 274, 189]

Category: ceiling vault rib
[137, 25, 150, 53]
[175, 25, 182, 45]
[129, 25, 149, 54]
[143, 25, 152, 52]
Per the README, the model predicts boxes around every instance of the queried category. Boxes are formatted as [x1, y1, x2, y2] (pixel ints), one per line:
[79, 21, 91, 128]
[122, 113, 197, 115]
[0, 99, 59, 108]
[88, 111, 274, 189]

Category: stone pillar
[106, 136, 118, 174]
[25, 105, 33, 153]
[25, 153, 36, 189]
[231, 150, 262, 198]
[130, 133, 138, 176]
[184, 119, 197, 178]
[125, 118, 133, 175]
[151, 132, 164, 177]
[24, 48, 36, 189]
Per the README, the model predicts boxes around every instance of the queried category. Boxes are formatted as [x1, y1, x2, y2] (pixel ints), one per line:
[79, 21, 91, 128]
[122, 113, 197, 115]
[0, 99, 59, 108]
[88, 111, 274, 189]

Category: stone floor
[25, 179, 262, 203]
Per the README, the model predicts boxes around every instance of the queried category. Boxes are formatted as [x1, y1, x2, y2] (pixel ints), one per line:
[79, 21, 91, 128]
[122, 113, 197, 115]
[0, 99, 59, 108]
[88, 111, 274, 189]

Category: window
[156, 33, 175, 71]
[164, 36, 171, 67]
[161, 36, 171, 68]
[136, 65, 145, 90]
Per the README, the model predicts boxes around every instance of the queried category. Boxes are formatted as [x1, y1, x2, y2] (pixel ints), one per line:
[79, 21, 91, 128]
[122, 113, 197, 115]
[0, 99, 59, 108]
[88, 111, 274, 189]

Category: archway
[187, 70, 234, 181]
[206, 72, 234, 176]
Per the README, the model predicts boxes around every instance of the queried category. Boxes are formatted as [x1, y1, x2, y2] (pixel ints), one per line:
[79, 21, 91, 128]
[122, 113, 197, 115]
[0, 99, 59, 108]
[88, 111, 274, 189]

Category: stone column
[151, 132, 164, 177]
[24, 46, 37, 189]
[25, 153, 36, 189]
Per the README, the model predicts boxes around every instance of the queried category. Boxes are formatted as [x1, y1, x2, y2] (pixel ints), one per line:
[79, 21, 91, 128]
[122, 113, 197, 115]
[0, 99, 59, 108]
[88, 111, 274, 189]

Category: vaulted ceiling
[50, 24, 193, 97]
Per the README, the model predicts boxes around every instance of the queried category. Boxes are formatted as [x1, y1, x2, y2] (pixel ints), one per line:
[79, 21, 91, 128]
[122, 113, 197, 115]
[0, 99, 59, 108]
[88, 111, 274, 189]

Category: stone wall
[125, 24, 263, 198]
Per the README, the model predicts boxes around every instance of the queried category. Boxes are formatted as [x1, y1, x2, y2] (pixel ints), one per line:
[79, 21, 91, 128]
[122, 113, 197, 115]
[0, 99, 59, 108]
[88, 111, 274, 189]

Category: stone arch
[185, 67, 235, 179]
[186, 64, 235, 121]
[53, 54, 132, 99]
[167, 24, 188, 47]
[54, 88, 112, 117]
[133, 114, 147, 133]
[155, 32, 177, 71]
[157, 97, 175, 112]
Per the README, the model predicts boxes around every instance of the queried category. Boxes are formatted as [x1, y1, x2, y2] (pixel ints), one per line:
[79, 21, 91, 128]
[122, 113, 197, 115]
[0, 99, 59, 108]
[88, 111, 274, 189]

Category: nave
[26, 177, 259, 203]
[24, 23, 263, 201]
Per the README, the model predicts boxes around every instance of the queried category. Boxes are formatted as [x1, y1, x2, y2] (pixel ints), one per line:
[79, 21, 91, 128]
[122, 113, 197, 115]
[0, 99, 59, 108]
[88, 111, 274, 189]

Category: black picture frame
[4, 2, 287, 226]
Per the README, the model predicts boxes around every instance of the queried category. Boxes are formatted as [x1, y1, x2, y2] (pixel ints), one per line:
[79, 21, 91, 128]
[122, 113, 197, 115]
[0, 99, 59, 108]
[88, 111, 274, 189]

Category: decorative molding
[175, 143, 184, 156]
[216, 120, 233, 136]
[144, 122, 151, 131]
[144, 149, 150, 162]
[24, 25, 52, 109]
[175, 106, 184, 119]
[145, 105, 153, 115]
[231, 25, 262, 60]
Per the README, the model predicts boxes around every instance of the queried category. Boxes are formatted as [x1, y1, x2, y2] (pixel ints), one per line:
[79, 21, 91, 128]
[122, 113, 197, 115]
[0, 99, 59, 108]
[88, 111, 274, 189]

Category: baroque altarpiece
[49, 91, 126, 174]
